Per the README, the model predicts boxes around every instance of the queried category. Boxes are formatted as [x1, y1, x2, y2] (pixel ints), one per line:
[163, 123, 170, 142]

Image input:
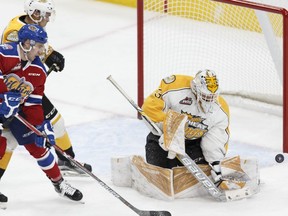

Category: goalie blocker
[111, 155, 260, 200]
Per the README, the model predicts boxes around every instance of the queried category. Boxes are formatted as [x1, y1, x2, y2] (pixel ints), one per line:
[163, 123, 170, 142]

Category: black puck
[275, 154, 284, 163]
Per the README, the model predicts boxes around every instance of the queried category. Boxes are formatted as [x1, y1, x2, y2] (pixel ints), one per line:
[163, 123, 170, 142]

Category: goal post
[137, 0, 288, 152]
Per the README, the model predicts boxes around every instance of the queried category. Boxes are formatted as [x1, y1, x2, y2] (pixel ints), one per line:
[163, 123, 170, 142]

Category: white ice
[0, 0, 288, 216]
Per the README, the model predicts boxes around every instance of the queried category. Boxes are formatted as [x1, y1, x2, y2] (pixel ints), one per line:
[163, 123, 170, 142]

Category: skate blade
[0, 203, 7, 210]
[57, 194, 85, 204]
[61, 170, 89, 177]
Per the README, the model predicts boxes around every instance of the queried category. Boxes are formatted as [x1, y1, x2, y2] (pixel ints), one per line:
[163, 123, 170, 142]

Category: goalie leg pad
[173, 164, 212, 199]
[131, 155, 174, 200]
[111, 156, 132, 187]
[240, 157, 260, 195]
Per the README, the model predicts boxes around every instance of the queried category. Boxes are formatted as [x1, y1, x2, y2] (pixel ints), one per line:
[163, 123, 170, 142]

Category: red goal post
[137, 0, 288, 152]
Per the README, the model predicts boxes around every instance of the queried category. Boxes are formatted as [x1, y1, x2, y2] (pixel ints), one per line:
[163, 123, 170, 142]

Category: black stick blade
[138, 210, 172, 216]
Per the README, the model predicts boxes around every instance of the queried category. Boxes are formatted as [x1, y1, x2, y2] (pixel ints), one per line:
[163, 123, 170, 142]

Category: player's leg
[8, 117, 83, 201]
[24, 143, 83, 200]
[0, 151, 13, 179]
[0, 152, 12, 180]
[0, 134, 9, 209]
[0, 130, 18, 180]
[42, 94, 92, 174]
[0, 192, 8, 209]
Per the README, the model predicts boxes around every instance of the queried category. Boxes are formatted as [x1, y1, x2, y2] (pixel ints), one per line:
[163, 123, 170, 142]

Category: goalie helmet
[18, 24, 48, 45]
[191, 69, 220, 113]
[24, 0, 56, 23]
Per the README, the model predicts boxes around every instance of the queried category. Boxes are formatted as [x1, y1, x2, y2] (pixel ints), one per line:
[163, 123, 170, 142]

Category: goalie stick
[14, 114, 172, 216]
[107, 75, 162, 136]
[107, 75, 252, 202]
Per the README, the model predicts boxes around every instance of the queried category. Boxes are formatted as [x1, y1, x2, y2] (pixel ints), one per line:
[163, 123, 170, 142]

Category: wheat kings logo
[182, 111, 208, 139]
[4, 73, 34, 101]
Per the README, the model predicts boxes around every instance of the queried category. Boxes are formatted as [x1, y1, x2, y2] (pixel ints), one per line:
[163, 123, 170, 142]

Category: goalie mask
[24, 0, 56, 23]
[191, 69, 220, 113]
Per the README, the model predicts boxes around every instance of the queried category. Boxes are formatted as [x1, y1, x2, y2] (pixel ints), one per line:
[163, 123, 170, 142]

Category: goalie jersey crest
[183, 112, 208, 139]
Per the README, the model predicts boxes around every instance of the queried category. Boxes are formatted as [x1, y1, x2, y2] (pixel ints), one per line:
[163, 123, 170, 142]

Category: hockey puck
[275, 154, 284, 163]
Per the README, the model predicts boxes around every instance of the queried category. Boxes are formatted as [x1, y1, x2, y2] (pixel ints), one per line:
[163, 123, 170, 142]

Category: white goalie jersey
[111, 74, 259, 201]
[142, 74, 230, 163]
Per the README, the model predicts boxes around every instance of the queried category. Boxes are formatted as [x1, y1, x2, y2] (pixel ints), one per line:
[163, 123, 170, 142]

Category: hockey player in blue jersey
[0, 24, 83, 209]
[0, 0, 92, 183]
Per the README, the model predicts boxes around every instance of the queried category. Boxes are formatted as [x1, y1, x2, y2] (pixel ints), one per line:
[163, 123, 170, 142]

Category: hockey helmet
[24, 0, 56, 22]
[18, 24, 48, 45]
[191, 69, 220, 113]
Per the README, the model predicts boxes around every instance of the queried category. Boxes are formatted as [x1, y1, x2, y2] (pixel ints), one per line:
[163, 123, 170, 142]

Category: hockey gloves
[210, 160, 247, 190]
[45, 50, 65, 72]
[35, 120, 56, 148]
[0, 136, 7, 159]
[0, 91, 22, 118]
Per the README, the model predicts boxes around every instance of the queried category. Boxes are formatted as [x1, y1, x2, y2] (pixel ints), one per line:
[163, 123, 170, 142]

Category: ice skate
[53, 179, 83, 201]
[58, 159, 92, 177]
[0, 193, 8, 210]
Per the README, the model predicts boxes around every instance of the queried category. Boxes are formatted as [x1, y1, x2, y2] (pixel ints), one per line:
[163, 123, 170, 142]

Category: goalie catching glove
[35, 120, 55, 148]
[210, 156, 249, 190]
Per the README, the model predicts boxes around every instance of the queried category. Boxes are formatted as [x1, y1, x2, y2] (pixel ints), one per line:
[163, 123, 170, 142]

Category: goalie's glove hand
[45, 50, 65, 72]
[158, 135, 177, 159]
[0, 91, 22, 118]
[35, 120, 55, 148]
[210, 161, 246, 190]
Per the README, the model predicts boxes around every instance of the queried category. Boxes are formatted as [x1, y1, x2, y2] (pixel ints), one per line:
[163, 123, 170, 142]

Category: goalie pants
[145, 132, 207, 169]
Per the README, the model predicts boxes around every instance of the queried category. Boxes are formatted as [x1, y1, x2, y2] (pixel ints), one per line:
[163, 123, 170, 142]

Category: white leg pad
[111, 156, 132, 187]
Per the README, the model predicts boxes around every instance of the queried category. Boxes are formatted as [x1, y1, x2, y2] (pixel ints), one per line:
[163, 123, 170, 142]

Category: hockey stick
[47, 63, 57, 76]
[107, 75, 162, 136]
[107, 75, 252, 202]
[14, 114, 172, 216]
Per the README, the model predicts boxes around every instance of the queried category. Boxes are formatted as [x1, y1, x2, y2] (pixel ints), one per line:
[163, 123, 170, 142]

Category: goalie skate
[58, 159, 92, 177]
[0, 193, 8, 210]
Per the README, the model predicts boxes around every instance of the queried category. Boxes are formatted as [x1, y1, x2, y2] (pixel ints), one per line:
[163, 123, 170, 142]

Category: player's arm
[1, 17, 23, 44]
[0, 54, 9, 92]
[201, 120, 229, 163]
[142, 87, 166, 123]
[142, 75, 192, 123]
[1, 29, 19, 44]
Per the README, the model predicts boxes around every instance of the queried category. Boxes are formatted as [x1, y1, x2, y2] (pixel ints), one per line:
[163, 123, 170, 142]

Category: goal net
[137, 0, 288, 152]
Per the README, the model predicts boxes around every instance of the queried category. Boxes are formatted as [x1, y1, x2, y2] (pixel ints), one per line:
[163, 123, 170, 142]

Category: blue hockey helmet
[18, 24, 48, 45]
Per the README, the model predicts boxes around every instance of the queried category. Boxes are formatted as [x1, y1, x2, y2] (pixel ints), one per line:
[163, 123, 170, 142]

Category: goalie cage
[137, 0, 288, 153]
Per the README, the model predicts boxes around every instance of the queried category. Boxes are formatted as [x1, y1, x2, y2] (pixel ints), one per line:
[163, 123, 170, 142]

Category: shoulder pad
[6, 31, 19, 42]
[163, 75, 176, 84]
